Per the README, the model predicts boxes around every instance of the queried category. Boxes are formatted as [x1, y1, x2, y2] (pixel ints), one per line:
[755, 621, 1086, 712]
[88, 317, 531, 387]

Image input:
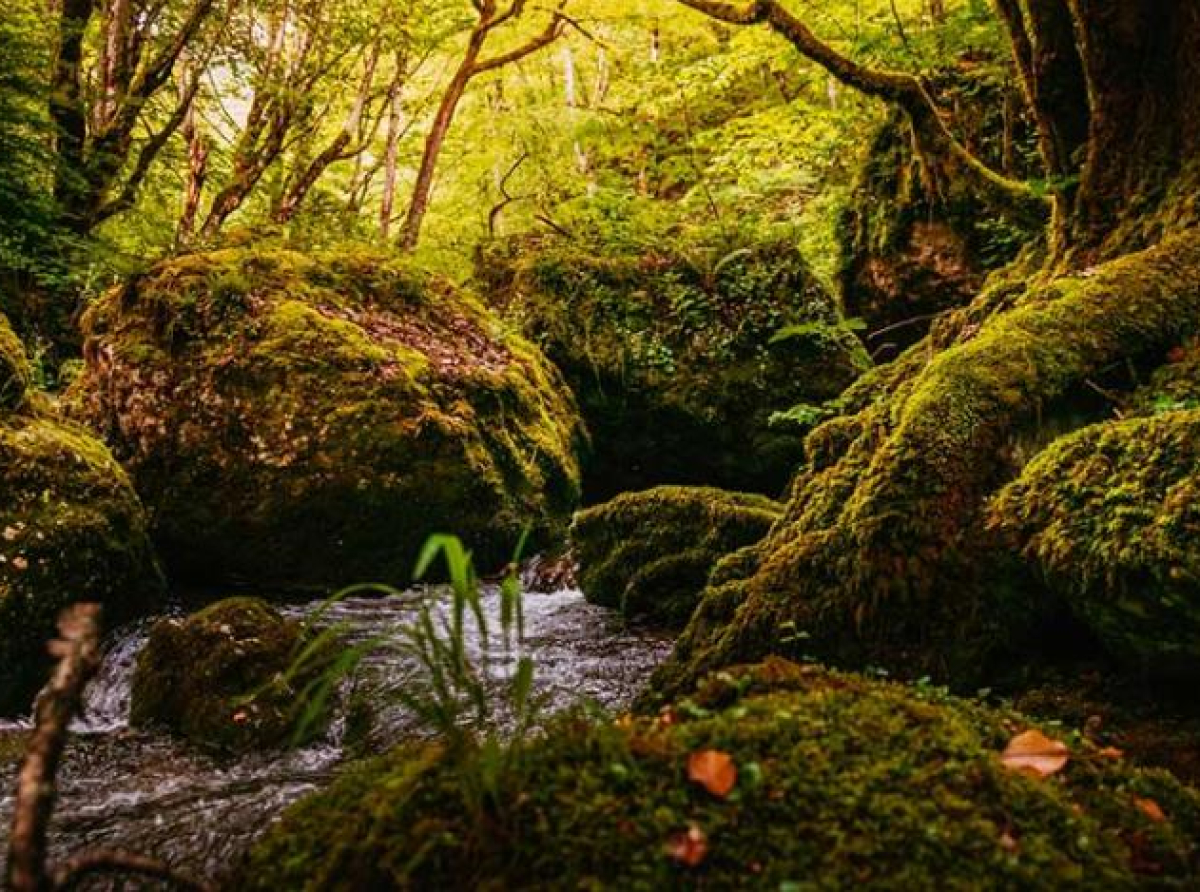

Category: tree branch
[676, 0, 1049, 228]
[472, 12, 566, 75]
[6, 604, 103, 892]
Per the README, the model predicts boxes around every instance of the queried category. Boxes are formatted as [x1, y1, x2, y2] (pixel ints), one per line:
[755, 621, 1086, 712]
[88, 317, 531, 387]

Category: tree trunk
[379, 76, 405, 240]
[654, 0, 1200, 699]
[397, 4, 564, 252]
[176, 87, 209, 247]
[398, 44, 481, 252]
[50, 0, 97, 234]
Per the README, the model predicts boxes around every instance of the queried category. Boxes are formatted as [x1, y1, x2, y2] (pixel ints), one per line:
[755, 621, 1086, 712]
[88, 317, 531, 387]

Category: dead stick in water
[6, 603, 103, 892]
[53, 849, 212, 891]
[5, 603, 213, 892]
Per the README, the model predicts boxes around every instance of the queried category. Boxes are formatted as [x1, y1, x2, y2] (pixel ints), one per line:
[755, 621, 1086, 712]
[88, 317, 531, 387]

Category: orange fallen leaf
[1097, 746, 1124, 759]
[1135, 797, 1166, 823]
[1000, 729, 1070, 778]
[665, 824, 708, 867]
[688, 748, 737, 798]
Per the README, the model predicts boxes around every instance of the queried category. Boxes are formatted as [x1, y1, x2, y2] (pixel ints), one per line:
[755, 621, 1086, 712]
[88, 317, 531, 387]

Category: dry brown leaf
[665, 824, 708, 867]
[1135, 797, 1167, 823]
[1000, 729, 1070, 778]
[688, 748, 737, 798]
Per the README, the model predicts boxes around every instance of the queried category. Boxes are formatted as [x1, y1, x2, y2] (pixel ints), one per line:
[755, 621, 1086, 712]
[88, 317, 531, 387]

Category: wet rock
[130, 597, 332, 753]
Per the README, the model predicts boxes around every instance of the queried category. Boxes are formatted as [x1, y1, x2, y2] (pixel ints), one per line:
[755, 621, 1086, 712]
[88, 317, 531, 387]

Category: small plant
[276, 532, 538, 750]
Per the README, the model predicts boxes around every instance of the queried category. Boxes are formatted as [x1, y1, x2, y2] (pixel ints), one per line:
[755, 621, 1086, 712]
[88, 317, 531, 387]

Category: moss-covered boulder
[241, 658, 1200, 890]
[572, 486, 780, 626]
[72, 248, 586, 587]
[131, 597, 331, 752]
[988, 410, 1200, 678]
[1, 314, 163, 711]
[478, 236, 865, 501]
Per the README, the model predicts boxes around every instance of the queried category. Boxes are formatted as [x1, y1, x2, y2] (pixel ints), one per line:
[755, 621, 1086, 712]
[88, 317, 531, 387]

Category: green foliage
[401, 533, 538, 745]
[482, 233, 862, 498]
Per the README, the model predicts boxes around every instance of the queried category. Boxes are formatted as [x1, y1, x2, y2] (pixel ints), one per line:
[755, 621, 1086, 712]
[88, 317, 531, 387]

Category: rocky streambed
[0, 586, 673, 885]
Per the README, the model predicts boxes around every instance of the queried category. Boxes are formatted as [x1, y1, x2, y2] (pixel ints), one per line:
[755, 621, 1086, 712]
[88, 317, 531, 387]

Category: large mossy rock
[73, 248, 586, 587]
[838, 68, 1040, 355]
[1, 314, 163, 712]
[241, 658, 1200, 890]
[572, 486, 780, 626]
[478, 237, 864, 501]
[131, 597, 330, 752]
[989, 410, 1200, 678]
[649, 232, 1200, 699]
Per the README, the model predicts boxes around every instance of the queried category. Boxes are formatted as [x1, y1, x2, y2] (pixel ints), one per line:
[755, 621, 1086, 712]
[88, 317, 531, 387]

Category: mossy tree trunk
[657, 0, 1200, 694]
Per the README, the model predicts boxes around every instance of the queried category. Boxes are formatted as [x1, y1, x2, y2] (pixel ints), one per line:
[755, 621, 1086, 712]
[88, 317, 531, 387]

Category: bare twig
[6, 604, 103, 892]
[53, 849, 213, 892]
[5, 604, 213, 892]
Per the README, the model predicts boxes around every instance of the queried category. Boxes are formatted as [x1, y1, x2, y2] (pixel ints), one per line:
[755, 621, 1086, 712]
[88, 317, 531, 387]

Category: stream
[0, 586, 674, 885]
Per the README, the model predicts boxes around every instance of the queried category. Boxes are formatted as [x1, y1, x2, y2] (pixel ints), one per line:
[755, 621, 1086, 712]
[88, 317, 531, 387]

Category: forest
[1, 0, 1199, 888]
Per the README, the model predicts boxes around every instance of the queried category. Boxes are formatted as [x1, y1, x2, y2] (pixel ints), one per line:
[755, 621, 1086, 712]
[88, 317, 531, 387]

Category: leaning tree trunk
[652, 0, 1200, 700]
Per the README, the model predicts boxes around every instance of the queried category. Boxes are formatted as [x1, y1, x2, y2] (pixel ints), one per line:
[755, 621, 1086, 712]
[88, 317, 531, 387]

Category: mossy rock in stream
[71, 247, 587, 587]
[130, 597, 332, 753]
[1, 313, 164, 711]
[571, 486, 781, 627]
[240, 658, 1200, 890]
[988, 410, 1200, 679]
[477, 236, 865, 501]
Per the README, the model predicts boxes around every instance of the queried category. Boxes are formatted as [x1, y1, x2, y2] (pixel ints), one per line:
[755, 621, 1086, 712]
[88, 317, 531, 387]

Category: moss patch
[72, 247, 586, 587]
[478, 236, 864, 500]
[988, 410, 1200, 678]
[0, 312, 32, 413]
[130, 597, 332, 753]
[572, 486, 780, 627]
[241, 659, 1200, 890]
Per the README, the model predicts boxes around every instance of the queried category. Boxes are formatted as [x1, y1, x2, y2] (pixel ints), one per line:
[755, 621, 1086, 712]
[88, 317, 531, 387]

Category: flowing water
[0, 586, 673, 885]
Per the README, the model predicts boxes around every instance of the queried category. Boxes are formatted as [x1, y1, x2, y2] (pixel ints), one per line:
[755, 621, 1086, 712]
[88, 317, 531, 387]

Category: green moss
[130, 597, 332, 753]
[652, 230, 1200, 698]
[1127, 338, 1200, 416]
[572, 486, 780, 627]
[0, 729, 28, 768]
[479, 236, 863, 500]
[0, 415, 164, 711]
[988, 410, 1200, 678]
[241, 659, 1200, 890]
[837, 65, 1043, 353]
[0, 312, 32, 413]
[72, 246, 587, 587]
